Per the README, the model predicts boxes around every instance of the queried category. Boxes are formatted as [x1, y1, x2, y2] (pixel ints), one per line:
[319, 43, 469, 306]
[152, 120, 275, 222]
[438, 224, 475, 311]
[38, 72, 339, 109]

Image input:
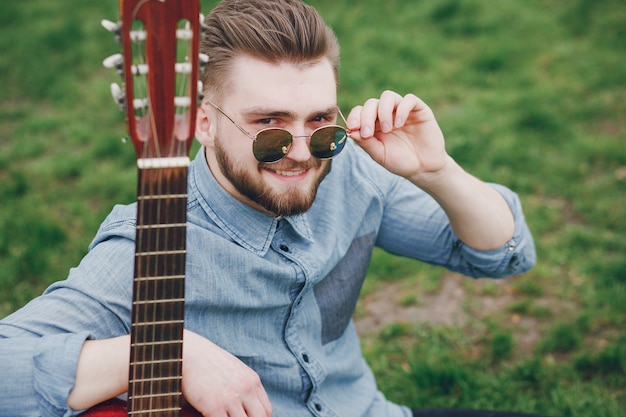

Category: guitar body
[80, 399, 126, 417]
[83, 0, 204, 415]
[81, 399, 202, 417]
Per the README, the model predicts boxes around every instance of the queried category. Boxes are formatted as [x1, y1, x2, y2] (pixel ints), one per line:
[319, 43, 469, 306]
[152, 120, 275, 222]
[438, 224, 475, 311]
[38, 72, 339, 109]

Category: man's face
[202, 55, 339, 217]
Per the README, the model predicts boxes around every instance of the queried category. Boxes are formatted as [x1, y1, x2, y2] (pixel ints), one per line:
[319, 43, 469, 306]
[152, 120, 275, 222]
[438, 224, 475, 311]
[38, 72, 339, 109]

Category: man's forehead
[225, 55, 337, 107]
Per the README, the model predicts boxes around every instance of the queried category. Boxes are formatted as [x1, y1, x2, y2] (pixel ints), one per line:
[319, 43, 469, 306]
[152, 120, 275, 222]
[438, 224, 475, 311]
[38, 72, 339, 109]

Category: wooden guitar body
[81, 399, 202, 417]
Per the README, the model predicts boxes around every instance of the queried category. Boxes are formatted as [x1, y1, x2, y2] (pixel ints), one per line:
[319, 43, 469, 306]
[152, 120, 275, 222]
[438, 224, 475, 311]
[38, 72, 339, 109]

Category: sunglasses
[208, 102, 350, 163]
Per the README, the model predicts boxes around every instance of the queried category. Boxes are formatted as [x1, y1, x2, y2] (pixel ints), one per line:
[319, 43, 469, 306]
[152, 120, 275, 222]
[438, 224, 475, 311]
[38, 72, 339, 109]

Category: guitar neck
[129, 163, 188, 416]
[96, 0, 202, 414]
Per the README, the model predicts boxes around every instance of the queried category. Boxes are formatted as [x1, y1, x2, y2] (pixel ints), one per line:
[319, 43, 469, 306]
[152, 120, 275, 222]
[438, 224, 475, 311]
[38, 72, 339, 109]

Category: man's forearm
[410, 156, 515, 251]
[67, 335, 130, 411]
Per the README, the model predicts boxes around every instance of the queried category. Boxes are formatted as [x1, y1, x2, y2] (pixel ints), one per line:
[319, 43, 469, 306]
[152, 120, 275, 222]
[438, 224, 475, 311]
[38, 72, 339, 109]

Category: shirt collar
[189, 148, 313, 256]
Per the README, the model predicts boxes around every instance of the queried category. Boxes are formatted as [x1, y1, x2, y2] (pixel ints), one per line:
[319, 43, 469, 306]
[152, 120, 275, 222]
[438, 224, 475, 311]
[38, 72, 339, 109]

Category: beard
[213, 136, 331, 217]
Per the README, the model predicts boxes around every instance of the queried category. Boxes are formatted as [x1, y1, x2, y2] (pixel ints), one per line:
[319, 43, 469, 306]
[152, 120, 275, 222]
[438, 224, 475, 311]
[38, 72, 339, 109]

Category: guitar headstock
[103, 0, 205, 163]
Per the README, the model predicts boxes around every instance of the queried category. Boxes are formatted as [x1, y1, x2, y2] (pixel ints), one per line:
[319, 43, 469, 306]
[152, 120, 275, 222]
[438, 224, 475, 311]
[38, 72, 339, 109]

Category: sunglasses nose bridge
[284, 132, 314, 162]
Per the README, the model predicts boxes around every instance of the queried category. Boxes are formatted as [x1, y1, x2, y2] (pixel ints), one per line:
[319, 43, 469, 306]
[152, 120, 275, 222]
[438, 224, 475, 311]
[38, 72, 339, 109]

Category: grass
[1, 0, 625, 415]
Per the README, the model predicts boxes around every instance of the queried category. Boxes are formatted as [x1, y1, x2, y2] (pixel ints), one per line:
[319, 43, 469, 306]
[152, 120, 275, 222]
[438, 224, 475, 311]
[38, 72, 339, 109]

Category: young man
[0, 0, 538, 416]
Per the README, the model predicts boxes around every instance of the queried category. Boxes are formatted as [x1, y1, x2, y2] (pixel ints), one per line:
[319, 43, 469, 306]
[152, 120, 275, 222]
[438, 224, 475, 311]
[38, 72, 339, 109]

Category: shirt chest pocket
[313, 232, 376, 344]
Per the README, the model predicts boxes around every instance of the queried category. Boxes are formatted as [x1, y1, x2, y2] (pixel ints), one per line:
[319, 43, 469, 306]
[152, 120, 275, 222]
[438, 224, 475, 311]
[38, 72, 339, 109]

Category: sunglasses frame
[207, 101, 351, 163]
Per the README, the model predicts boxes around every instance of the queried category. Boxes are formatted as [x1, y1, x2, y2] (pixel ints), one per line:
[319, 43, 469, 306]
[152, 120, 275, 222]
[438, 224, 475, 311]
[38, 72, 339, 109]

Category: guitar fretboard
[128, 164, 188, 416]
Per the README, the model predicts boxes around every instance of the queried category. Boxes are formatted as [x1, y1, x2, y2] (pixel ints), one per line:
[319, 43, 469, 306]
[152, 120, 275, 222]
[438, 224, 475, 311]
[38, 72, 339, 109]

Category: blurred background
[1, 0, 624, 415]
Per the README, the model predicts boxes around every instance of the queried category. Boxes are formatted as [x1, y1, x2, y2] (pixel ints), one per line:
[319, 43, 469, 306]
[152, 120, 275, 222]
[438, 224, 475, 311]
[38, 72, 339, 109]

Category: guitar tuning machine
[102, 53, 124, 77]
[101, 19, 121, 43]
[197, 81, 205, 106]
[199, 53, 209, 77]
[199, 13, 209, 36]
[109, 82, 126, 112]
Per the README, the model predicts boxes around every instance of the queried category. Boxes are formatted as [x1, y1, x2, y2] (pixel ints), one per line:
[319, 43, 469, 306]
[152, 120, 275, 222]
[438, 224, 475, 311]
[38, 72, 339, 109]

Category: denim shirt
[0, 142, 536, 417]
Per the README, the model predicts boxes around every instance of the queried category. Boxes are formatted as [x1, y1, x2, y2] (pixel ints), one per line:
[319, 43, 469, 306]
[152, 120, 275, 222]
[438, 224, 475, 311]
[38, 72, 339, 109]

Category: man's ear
[195, 104, 216, 148]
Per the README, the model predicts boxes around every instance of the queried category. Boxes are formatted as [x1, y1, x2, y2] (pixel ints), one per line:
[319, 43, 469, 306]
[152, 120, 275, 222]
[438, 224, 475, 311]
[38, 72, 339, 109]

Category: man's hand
[346, 90, 448, 181]
[68, 331, 272, 416]
[347, 90, 515, 251]
[182, 329, 272, 417]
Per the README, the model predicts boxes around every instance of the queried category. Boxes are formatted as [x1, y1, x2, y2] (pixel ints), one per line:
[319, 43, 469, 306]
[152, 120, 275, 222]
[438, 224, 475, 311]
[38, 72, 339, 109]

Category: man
[0, 0, 538, 416]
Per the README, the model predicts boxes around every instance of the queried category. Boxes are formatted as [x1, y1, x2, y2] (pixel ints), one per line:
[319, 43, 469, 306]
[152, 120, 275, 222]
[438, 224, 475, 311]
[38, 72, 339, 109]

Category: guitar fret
[131, 358, 183, 366]
[131, 319, 184, 327]
[136, 223, 187, 229]
[130, 375, 183, 384]
[133, 298, 185, 305]
[128, 391, 183, 400]
[135, 274, 185, 281]
[131, 340, 182, 347]
[128, 375, 183, 382]
[135, 249, 186, 256]
[137, 193, 188, 200]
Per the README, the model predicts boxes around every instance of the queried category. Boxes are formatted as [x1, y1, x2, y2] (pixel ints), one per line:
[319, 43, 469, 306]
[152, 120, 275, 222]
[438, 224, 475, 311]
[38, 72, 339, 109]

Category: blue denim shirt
[0, 142, 535, 417]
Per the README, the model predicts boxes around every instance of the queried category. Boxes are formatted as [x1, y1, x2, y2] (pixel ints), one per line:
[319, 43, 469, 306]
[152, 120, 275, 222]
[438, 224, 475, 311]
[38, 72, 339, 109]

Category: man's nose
[285, 134, 312, 162]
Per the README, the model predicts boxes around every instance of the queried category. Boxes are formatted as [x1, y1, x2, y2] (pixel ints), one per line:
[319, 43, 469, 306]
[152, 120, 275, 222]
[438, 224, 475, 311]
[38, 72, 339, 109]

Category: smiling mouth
[274, 169, 307, 177]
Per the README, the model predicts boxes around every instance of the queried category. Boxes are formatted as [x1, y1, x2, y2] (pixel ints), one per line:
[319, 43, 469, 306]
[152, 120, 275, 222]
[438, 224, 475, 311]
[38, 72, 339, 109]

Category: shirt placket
[273, 224, 335, 416]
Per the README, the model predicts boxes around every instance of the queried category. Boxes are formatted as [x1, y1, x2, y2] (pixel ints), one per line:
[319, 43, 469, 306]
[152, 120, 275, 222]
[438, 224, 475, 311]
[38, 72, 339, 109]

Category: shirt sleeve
[0, 331, 92, 417]
[33, 333, 93, 417]
[446, 183, 536, 278]
[377, 176, 536, 279]
[0, 206, 137, 416]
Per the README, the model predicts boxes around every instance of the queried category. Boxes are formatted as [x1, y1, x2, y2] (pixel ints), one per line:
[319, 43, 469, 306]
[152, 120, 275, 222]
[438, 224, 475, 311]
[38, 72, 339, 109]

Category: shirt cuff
[33, 332, 91, 417]
[457, 184, 537, 278]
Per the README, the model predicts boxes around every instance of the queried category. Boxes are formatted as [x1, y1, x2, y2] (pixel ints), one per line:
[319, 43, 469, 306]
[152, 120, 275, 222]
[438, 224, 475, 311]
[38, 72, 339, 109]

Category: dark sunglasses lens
[310, 127, 348, 159]
[253, 129, 292, 163]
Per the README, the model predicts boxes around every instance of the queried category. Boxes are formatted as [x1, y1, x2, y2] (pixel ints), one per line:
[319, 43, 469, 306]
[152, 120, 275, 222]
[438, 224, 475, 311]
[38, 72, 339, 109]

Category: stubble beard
[213, 137, 331, 217]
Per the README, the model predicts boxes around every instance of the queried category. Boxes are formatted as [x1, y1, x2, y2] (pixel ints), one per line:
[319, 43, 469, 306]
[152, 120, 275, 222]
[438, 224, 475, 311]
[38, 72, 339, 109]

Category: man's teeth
[275, 169, 305, 177]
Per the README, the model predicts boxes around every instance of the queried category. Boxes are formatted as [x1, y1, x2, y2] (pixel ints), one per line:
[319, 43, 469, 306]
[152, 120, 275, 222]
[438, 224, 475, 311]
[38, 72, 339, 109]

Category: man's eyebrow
[313, 106, 341, 119]
[240, 105, 340, 120]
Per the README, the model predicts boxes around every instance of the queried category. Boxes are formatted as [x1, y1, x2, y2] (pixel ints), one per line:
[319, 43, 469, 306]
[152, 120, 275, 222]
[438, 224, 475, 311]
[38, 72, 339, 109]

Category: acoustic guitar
[82, 0, 203, 415]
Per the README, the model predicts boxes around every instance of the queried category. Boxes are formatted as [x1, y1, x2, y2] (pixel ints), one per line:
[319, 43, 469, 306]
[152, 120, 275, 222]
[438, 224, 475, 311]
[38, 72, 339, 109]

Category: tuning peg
[110, 82, 125, 111]
[174, 97, 192, 108]
[176, 27, 194, 41]
[199, 13, 209, 35]
[199, 53, 209, 76]
[101, 19, 121, 42]
[101, 19, 120, 33]
[131, 64, 149, 76]
[133, 98, 150, 111]
[197, 81, 205, 104]
[175, 62, 192, 74]
[130, 29, 147, 42]
[103, 53, 124, 76]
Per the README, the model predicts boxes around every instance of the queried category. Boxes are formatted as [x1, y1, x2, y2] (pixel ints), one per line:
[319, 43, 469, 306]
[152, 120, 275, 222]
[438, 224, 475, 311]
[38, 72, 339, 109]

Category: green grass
[1, 0, 625, 415]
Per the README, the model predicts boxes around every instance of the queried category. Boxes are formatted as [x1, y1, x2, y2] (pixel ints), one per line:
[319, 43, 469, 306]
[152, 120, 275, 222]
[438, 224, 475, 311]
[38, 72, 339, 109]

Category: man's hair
[201, 0, 340, 100]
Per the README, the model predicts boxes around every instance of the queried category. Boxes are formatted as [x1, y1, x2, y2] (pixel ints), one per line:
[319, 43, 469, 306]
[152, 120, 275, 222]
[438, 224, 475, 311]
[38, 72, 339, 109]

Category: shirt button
[302, 353, 309, 363]
[315, 403, 322, 412]
[279, 244, 289, 252]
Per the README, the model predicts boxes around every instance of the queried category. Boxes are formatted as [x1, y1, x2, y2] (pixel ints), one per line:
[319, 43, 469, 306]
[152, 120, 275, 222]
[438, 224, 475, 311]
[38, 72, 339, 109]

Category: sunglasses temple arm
[337, 108, 350, 132]
[208, 101, 257, 140]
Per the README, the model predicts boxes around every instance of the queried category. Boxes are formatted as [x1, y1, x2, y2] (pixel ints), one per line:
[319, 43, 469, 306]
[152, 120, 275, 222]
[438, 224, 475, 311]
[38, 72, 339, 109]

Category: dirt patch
[353, 272, 569, 355]
[355, 273, 472, 331]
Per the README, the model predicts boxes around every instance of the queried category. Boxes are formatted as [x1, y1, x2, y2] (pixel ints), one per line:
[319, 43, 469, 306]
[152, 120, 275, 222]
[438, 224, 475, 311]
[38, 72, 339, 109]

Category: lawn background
[1, 0, 624, 415]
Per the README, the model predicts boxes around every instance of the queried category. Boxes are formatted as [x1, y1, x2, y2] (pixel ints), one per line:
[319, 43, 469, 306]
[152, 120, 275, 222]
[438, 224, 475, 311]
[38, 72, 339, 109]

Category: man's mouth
[262, 165, 311, 183]
[274, 169, 307, 177]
